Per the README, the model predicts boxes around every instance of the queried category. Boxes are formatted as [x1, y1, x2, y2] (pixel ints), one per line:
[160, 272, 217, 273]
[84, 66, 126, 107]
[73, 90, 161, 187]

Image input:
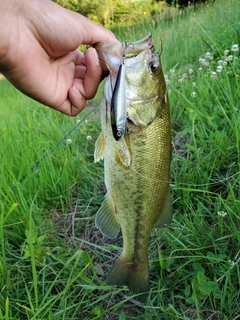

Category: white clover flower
[164, 75, 170, 85]
[199, 58, 209, 67]
[216, 66, 223, 73]
[189, 68, 194, 74]
[218, 211, 227, 217]
[224, 49, 229, 56]
[211, 72, 217, 79]
[218, 60, 223, 65]
[170, 69, 175, 74]
[223, 61, 228, 66]
[205, 52, 211, 59]
[227, 55, 234, 61]
[86, 135, 92, 141]
[66, 139, 72, 144]
[192, 82, 197, 87]
[76, 119, 81, 124]
[178, 77, 184, 82]
[198, 67, 203, 71]
[231, 44, 239, 52]
[191, 92, 196, 98]
[182, 73, 187, 79]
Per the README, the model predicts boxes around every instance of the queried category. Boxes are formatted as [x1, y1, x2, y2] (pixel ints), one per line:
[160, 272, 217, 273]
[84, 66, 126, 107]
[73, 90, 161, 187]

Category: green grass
[0, 0, 239, 319]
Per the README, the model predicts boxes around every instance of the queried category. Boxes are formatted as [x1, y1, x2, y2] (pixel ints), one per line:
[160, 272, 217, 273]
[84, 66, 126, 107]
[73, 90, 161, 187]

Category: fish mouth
[126, 117, 135, 126]
[126, 115, 142, 133]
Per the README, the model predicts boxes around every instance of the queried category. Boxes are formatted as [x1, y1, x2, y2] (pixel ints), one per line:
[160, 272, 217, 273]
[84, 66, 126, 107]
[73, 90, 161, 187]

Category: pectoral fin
[154, 188, 173, 228]
[95, 195, 120, 239]
[115, 137, 131, 168]
[94, 132, 105, 162]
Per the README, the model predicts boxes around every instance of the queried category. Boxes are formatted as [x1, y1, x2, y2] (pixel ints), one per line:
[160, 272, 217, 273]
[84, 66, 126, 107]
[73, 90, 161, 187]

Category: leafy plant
[0, 0, 239, 319]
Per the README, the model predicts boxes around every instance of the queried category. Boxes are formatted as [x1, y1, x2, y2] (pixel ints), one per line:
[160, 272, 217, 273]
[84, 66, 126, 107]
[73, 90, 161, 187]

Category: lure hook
[122, 41, 134, 61]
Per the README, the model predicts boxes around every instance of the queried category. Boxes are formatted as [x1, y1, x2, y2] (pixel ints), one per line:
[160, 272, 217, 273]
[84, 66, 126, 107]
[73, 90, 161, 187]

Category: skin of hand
[0, 0, 118, 116]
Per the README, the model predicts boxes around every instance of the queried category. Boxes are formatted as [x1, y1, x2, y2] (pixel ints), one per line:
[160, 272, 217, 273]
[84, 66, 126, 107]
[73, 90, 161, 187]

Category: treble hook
[122, 41, 134, 61]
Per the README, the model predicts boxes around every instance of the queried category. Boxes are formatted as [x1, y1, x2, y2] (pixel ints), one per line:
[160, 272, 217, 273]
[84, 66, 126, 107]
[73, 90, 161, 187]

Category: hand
[0, 0, 118, 116]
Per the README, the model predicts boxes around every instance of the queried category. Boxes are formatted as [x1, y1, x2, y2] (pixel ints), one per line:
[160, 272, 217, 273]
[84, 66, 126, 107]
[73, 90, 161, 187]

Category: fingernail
[92, 47, 100, 66]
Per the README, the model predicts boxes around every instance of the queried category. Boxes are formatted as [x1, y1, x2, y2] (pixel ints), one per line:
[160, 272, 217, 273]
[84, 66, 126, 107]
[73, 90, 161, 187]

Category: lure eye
[149, 61, 159, 74]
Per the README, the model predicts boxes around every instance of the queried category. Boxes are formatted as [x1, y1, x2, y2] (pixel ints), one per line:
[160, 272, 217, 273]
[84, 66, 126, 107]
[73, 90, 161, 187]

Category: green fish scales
[93, 33, 172, 298]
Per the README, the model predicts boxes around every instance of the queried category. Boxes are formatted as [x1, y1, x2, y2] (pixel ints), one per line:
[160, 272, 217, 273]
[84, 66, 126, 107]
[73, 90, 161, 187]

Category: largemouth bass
[93, 33, 172, 296]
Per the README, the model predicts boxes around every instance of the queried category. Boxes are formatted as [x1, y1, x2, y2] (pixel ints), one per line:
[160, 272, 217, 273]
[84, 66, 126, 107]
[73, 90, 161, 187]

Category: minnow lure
[111, 42, 128, 141]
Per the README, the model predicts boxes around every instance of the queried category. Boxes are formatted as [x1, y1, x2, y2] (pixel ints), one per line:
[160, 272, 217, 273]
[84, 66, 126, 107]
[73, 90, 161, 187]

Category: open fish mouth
[126, 115, 141, 132]
[126, 116, 136, 126]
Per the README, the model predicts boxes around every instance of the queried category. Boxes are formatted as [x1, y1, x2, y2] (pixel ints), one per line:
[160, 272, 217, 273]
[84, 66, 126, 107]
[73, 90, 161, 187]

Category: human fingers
[73, 47, 102, 100]
[54, 83, 86, 117]
[74, 65, 86, 79]
[58, 47, 101, 116]
[28, 0, 119, 57]
[73, 13, 118, 45]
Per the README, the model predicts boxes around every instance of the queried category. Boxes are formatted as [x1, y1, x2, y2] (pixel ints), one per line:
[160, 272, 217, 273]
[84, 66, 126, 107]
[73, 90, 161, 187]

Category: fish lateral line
[129, 164, 239, 188]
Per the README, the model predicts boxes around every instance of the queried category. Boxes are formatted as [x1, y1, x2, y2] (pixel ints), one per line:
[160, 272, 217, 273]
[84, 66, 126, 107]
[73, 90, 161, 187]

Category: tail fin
[107, 254, 149, 298]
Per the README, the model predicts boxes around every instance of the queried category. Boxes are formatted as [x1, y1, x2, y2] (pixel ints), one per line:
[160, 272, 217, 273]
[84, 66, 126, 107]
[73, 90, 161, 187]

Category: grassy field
[0, 0, 239, 319]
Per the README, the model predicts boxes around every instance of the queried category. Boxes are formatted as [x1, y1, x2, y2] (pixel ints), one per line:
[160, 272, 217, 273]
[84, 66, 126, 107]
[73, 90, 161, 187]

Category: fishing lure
[111, 42, 128, 141]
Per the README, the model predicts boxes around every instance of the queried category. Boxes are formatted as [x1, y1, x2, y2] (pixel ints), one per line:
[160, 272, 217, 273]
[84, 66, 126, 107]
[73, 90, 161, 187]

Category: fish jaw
[93, 32, 153, 81]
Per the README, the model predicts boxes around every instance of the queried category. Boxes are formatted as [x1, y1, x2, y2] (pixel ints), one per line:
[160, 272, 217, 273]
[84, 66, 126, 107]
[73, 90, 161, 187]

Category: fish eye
[148, 60, 159, 74]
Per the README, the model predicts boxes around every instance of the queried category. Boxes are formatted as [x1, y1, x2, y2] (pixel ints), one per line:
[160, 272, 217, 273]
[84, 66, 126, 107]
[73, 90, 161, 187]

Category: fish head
[124, 45, 165, 129]
[93, 33, 167, 132]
